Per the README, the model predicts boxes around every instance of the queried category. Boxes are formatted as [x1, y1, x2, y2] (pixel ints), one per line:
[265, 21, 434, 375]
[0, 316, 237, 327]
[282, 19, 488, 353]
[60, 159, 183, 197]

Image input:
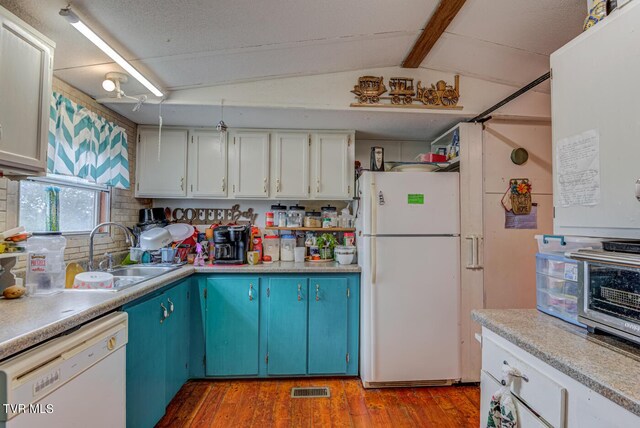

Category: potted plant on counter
[316, 233, 338, 260]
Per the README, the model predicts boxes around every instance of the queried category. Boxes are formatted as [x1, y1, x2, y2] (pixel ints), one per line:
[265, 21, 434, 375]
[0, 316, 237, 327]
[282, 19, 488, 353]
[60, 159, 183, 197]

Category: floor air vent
[291, 387, 330, 398]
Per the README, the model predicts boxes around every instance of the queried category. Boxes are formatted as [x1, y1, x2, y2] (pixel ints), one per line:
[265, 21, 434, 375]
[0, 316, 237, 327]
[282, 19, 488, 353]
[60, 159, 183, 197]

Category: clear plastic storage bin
[536, 253, 585, 327]
[535, 234, 603, 255]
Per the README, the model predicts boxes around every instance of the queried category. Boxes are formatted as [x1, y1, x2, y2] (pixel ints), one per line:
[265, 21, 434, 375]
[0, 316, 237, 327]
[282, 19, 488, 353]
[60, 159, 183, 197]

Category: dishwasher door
[0, 312, 128, 428]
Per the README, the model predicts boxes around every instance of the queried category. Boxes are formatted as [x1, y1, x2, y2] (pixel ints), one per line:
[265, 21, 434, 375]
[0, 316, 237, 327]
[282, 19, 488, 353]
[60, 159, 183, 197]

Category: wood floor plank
[156, 378, 480, 428]
[343, 378, 372, 427]
[326, 379, 352, 428]
[413, 387, 460, 428]
[250, 379, 279, 427]
[362, 388, 394, 426]
[190, 382, 230, 428]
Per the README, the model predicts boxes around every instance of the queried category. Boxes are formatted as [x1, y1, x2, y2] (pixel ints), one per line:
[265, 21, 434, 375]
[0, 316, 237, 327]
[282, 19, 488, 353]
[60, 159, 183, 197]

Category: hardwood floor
[156, 378, 480, 427]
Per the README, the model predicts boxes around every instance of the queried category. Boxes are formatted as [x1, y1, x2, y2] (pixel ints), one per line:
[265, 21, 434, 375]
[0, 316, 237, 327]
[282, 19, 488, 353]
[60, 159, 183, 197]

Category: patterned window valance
[47, 92, 130, 189]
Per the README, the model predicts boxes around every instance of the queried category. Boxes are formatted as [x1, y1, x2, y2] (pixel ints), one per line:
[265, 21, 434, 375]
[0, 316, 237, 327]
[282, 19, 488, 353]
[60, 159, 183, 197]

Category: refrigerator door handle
[371, 179, 377, 284]
[465, 235, 483, 270]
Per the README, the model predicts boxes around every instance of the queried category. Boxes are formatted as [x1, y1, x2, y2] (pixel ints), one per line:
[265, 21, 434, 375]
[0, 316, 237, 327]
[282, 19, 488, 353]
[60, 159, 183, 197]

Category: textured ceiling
[0, 0, 584, 98]
[0, 0, 584, 137]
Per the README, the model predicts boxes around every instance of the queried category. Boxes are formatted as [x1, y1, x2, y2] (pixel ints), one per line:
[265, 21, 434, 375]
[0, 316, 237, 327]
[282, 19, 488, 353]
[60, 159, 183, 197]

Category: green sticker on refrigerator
[407, 194, 424, 204]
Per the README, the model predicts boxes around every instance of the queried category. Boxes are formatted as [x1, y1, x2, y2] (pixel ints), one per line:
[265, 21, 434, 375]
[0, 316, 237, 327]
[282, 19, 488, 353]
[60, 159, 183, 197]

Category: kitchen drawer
[482, 335, 566, 427]
[481, 370, 548, 428]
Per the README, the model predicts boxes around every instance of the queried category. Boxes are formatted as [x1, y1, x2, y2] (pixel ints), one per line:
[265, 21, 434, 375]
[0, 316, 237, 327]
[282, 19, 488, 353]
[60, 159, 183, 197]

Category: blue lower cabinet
[206, 277, 260, 376]
[164, 281, 190, 403]
[267, 278, 308, 375]
[308, 277, 349, 374]
[125, 293, 168, 428]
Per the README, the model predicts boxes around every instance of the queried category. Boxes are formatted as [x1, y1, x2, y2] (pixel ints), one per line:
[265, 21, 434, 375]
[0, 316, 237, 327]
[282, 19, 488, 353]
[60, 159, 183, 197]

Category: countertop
[473, 309, 640, 417]
[0, 262, 360, 361]
[193, 260, 361, 273]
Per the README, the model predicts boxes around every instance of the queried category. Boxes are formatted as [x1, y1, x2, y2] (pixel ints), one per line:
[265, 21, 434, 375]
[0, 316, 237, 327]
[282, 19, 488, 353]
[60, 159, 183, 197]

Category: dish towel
[486, 365, 519, 428]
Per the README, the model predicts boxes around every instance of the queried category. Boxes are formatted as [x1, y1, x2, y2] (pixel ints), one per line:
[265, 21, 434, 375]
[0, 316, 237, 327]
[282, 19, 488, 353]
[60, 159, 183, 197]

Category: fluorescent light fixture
[60, 8, 164, 97]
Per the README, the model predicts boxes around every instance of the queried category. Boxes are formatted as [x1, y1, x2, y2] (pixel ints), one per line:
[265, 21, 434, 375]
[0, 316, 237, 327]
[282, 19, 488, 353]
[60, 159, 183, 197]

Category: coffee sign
[169, 204, 258, 225]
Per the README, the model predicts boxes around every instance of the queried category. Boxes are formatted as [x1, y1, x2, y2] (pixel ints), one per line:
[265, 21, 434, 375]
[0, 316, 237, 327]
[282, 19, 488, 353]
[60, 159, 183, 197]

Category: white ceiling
[0, 0, 585, 138]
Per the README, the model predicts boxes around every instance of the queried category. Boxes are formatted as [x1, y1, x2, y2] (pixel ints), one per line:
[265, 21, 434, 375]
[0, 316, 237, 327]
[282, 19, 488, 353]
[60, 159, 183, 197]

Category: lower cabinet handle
[297, 284, 302, 301]
[160, 303, 168, 323]
[167, 298, 174, 314]
[315, 284, 320, 301]
[249, 284, 254, 301]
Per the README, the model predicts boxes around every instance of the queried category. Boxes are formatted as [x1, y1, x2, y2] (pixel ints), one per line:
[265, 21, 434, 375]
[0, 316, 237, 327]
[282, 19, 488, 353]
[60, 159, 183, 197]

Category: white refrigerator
[356, 171, 461, 388]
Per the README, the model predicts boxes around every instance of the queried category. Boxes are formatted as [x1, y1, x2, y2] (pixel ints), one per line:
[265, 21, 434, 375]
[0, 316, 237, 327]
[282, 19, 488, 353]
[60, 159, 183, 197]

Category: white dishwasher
[0, 312, 128, 428]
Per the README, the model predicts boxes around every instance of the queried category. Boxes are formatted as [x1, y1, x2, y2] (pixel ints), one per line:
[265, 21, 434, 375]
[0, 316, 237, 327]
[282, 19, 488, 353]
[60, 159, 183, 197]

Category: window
[19, 175, 110, 234]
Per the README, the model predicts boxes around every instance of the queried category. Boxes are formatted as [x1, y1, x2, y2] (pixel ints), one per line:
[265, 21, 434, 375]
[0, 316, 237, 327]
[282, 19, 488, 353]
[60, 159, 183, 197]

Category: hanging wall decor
[350, 74, 462, 110]
[509, 179, 532, 215]
[168, 204, 258, 225]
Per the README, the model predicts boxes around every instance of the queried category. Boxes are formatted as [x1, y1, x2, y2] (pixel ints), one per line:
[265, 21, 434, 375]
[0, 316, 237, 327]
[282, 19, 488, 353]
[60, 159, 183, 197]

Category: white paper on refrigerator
[556, 129, 601, 207]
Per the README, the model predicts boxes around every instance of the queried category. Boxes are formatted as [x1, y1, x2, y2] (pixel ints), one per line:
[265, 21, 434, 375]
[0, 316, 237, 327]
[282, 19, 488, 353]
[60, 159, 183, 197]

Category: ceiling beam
[402, 0, 467, 68]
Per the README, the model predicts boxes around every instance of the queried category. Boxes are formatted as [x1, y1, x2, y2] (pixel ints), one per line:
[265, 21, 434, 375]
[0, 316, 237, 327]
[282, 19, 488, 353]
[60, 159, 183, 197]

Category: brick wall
[0, 77, 151, 271]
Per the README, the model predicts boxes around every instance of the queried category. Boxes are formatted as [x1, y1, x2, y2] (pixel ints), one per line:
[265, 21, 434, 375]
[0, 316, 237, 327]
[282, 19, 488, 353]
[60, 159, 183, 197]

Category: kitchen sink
[68, 265, 181, 292]
[108, 266, 178, 278]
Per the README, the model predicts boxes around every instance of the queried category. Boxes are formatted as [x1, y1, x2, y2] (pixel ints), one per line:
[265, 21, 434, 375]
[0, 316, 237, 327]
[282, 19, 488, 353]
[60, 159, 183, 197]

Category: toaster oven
[569, 249, 640, 345]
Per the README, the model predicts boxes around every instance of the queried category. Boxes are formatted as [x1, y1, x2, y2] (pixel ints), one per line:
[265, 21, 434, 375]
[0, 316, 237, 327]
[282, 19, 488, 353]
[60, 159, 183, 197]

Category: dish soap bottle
[194, 242, 206, 267]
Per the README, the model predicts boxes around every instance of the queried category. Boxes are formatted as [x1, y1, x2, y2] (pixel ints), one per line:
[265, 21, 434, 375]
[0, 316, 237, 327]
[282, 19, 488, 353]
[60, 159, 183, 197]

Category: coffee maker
[213, 225, 250, 264]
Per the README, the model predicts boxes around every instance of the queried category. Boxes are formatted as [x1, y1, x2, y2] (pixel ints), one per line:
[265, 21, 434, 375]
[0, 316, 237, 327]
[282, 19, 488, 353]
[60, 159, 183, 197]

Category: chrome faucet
[89, 222, 135, 271]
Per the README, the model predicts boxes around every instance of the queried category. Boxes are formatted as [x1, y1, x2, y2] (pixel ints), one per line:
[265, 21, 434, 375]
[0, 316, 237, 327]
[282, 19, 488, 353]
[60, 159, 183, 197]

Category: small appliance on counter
[213, 225, 250, 264]
[570, 244, 640, 346]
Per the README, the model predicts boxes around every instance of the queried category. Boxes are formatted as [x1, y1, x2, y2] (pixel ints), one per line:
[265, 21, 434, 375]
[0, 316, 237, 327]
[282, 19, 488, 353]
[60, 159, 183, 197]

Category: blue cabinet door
[206, 277, 260, 376]
[125, 294, 168, 428]
[267, 278, 308, 375]
[165, 280, 190, 404]
[308, 277, 349, 374]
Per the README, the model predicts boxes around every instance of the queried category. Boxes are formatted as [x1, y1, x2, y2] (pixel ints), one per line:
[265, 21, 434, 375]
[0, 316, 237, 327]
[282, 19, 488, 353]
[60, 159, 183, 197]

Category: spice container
[280, 234, 296, 261]
[321, 205, 338, 228]
[286, 204, 305, 228]
[265, 211, 275, 227]
[271, 204, 287, 228]
[304, 211, 322, 228]
[344, 232, 355, 246]
[263, 235, 280, 261]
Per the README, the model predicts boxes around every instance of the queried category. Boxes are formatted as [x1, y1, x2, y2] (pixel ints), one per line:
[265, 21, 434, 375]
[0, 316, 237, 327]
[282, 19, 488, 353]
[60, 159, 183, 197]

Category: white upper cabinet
[231, 131, 270, 198]
[188, 130, 227, 198]
[551, 2, 640, 238]
[271, 132, 310, 199]
[311, 132, 354, 199]
[136, 127, 188, 198]
[0, 8, 54, 175]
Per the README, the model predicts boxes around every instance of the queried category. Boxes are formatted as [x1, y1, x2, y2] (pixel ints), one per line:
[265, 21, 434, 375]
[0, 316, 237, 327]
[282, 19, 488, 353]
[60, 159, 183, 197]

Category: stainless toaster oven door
[583, 262, 640, 338]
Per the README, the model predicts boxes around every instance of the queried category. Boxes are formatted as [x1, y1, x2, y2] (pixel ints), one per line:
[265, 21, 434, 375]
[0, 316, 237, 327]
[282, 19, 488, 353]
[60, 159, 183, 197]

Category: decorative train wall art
[350, 74, 462, 110]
